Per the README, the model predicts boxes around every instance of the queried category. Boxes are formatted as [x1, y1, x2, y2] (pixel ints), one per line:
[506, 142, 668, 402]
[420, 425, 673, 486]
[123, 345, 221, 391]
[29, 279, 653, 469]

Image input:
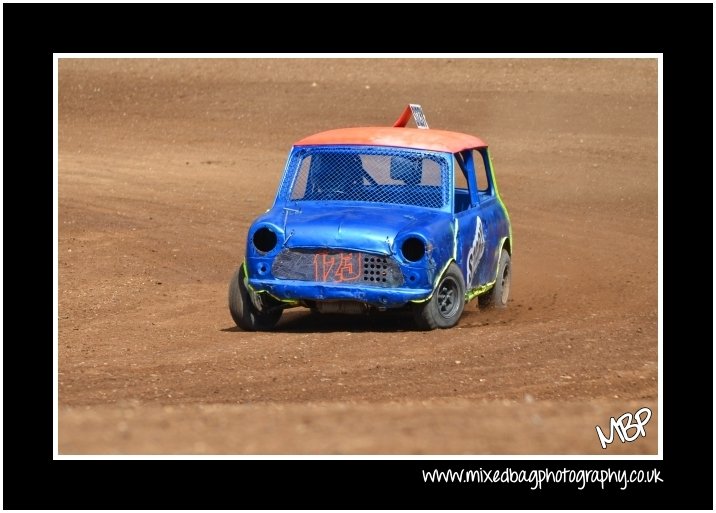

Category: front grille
[362, 255, 391, 283]
[272, 249, 404, 287]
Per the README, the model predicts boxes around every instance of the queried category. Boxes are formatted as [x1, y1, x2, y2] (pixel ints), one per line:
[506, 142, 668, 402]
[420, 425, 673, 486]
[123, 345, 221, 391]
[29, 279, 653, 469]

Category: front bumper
[248, 277, 433, 308]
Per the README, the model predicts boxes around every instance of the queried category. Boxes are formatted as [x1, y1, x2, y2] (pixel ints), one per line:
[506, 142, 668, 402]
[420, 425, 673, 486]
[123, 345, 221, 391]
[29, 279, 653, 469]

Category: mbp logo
[595, 407, 652, 449]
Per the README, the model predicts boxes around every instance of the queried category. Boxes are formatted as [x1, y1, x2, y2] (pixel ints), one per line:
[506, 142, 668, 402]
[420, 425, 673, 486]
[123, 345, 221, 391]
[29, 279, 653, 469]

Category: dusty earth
[58, 58, 658, 455]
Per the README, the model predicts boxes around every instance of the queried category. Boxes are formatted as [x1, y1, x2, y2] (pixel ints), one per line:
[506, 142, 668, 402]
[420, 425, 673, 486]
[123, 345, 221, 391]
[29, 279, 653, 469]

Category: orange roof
[294, 127, 487, 153]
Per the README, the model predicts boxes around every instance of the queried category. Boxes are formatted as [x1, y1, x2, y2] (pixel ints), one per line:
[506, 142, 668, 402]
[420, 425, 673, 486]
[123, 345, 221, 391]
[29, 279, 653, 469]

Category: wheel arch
[409, 257, 462, 305]
[501, 237, 512, 256]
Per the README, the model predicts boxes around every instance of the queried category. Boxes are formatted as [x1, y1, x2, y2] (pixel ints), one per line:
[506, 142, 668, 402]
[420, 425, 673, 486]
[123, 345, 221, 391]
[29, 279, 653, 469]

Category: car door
[453, 150, 490, 291]
[454, 148, 509, 291]
[471, 148, 506, 287]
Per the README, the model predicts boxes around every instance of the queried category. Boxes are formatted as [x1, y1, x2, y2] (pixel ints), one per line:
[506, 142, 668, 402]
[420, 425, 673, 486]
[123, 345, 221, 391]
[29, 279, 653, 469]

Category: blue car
[229, 105, 512, 330]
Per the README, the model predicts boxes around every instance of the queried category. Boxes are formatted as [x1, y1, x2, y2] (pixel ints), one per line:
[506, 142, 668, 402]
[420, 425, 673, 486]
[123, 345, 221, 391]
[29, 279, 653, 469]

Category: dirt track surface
[58, 58, 658, 455]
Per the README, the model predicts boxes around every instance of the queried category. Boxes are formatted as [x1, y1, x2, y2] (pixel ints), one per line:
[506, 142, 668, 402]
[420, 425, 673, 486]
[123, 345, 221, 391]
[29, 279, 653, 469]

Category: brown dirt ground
[58, 58, 658, 455]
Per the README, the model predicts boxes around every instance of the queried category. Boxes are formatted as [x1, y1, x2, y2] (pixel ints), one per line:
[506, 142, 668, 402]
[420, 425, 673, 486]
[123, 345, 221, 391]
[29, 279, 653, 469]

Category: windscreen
[286, 147, 450, 209]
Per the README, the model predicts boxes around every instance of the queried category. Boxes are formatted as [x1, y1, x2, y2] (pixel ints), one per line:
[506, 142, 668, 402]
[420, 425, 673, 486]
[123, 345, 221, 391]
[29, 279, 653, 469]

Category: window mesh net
[286, 147, 449, 209]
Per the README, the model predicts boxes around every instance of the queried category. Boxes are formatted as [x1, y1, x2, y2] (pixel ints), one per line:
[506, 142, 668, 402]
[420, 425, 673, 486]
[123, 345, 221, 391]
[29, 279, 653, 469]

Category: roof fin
[393, 104, 429, 129]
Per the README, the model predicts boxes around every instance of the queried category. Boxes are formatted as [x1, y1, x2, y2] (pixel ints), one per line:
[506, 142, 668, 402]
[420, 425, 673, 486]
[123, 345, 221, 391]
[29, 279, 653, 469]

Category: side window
[453, 155, 468, 190]
[453, 153, 472, 213]
[473, 149, 490, 193]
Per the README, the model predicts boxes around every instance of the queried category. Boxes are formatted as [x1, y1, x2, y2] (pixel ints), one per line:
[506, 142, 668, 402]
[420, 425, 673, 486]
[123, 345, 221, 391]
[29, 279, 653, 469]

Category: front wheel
[478, 249, 511, 309]
[228, 266, 282, 331]
[413, 262, 466, 330]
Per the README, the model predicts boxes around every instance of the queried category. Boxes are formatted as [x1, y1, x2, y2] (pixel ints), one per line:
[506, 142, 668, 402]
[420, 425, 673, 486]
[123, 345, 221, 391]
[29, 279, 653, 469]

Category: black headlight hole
[402, 237, 425, 262]
[253, 227, 277, 253]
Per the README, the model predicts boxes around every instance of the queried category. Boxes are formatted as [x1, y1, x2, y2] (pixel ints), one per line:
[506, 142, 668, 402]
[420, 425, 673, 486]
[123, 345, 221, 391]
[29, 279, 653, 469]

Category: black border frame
[3, 3, 712, 509]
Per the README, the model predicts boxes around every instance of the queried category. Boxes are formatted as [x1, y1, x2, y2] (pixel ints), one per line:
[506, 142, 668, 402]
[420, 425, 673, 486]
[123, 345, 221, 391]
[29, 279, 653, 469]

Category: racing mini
[229, 104, 512, 330]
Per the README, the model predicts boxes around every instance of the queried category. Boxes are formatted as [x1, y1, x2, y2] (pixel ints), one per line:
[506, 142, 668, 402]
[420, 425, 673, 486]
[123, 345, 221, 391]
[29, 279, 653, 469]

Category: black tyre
[413, 262, 466, 330]
[478, 249, 511, 309]
[228, 266, 282, 331]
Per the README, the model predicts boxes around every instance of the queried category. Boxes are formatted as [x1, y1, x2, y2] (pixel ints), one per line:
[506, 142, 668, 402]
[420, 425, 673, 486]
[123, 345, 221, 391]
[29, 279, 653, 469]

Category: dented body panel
[246, 200, 456, 306]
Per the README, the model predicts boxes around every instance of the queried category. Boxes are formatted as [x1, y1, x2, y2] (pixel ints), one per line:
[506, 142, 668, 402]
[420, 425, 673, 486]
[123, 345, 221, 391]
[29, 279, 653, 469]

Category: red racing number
[313, 252, 363, 283]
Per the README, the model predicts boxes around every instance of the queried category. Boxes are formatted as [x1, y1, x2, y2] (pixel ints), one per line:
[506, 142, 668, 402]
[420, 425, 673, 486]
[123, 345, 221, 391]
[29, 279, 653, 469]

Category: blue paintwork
[243, 144, 510, 309]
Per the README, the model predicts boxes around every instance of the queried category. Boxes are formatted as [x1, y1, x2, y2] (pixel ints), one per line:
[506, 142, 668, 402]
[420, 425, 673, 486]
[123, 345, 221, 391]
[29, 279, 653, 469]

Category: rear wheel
[413, 262, 465, 330]
[478, 249, 511, 309]
[228, 266, 282, 331]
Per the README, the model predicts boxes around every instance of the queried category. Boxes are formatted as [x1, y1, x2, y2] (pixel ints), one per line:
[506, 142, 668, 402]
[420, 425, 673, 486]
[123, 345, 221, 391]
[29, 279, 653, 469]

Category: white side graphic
[466, 217, 485, 288]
